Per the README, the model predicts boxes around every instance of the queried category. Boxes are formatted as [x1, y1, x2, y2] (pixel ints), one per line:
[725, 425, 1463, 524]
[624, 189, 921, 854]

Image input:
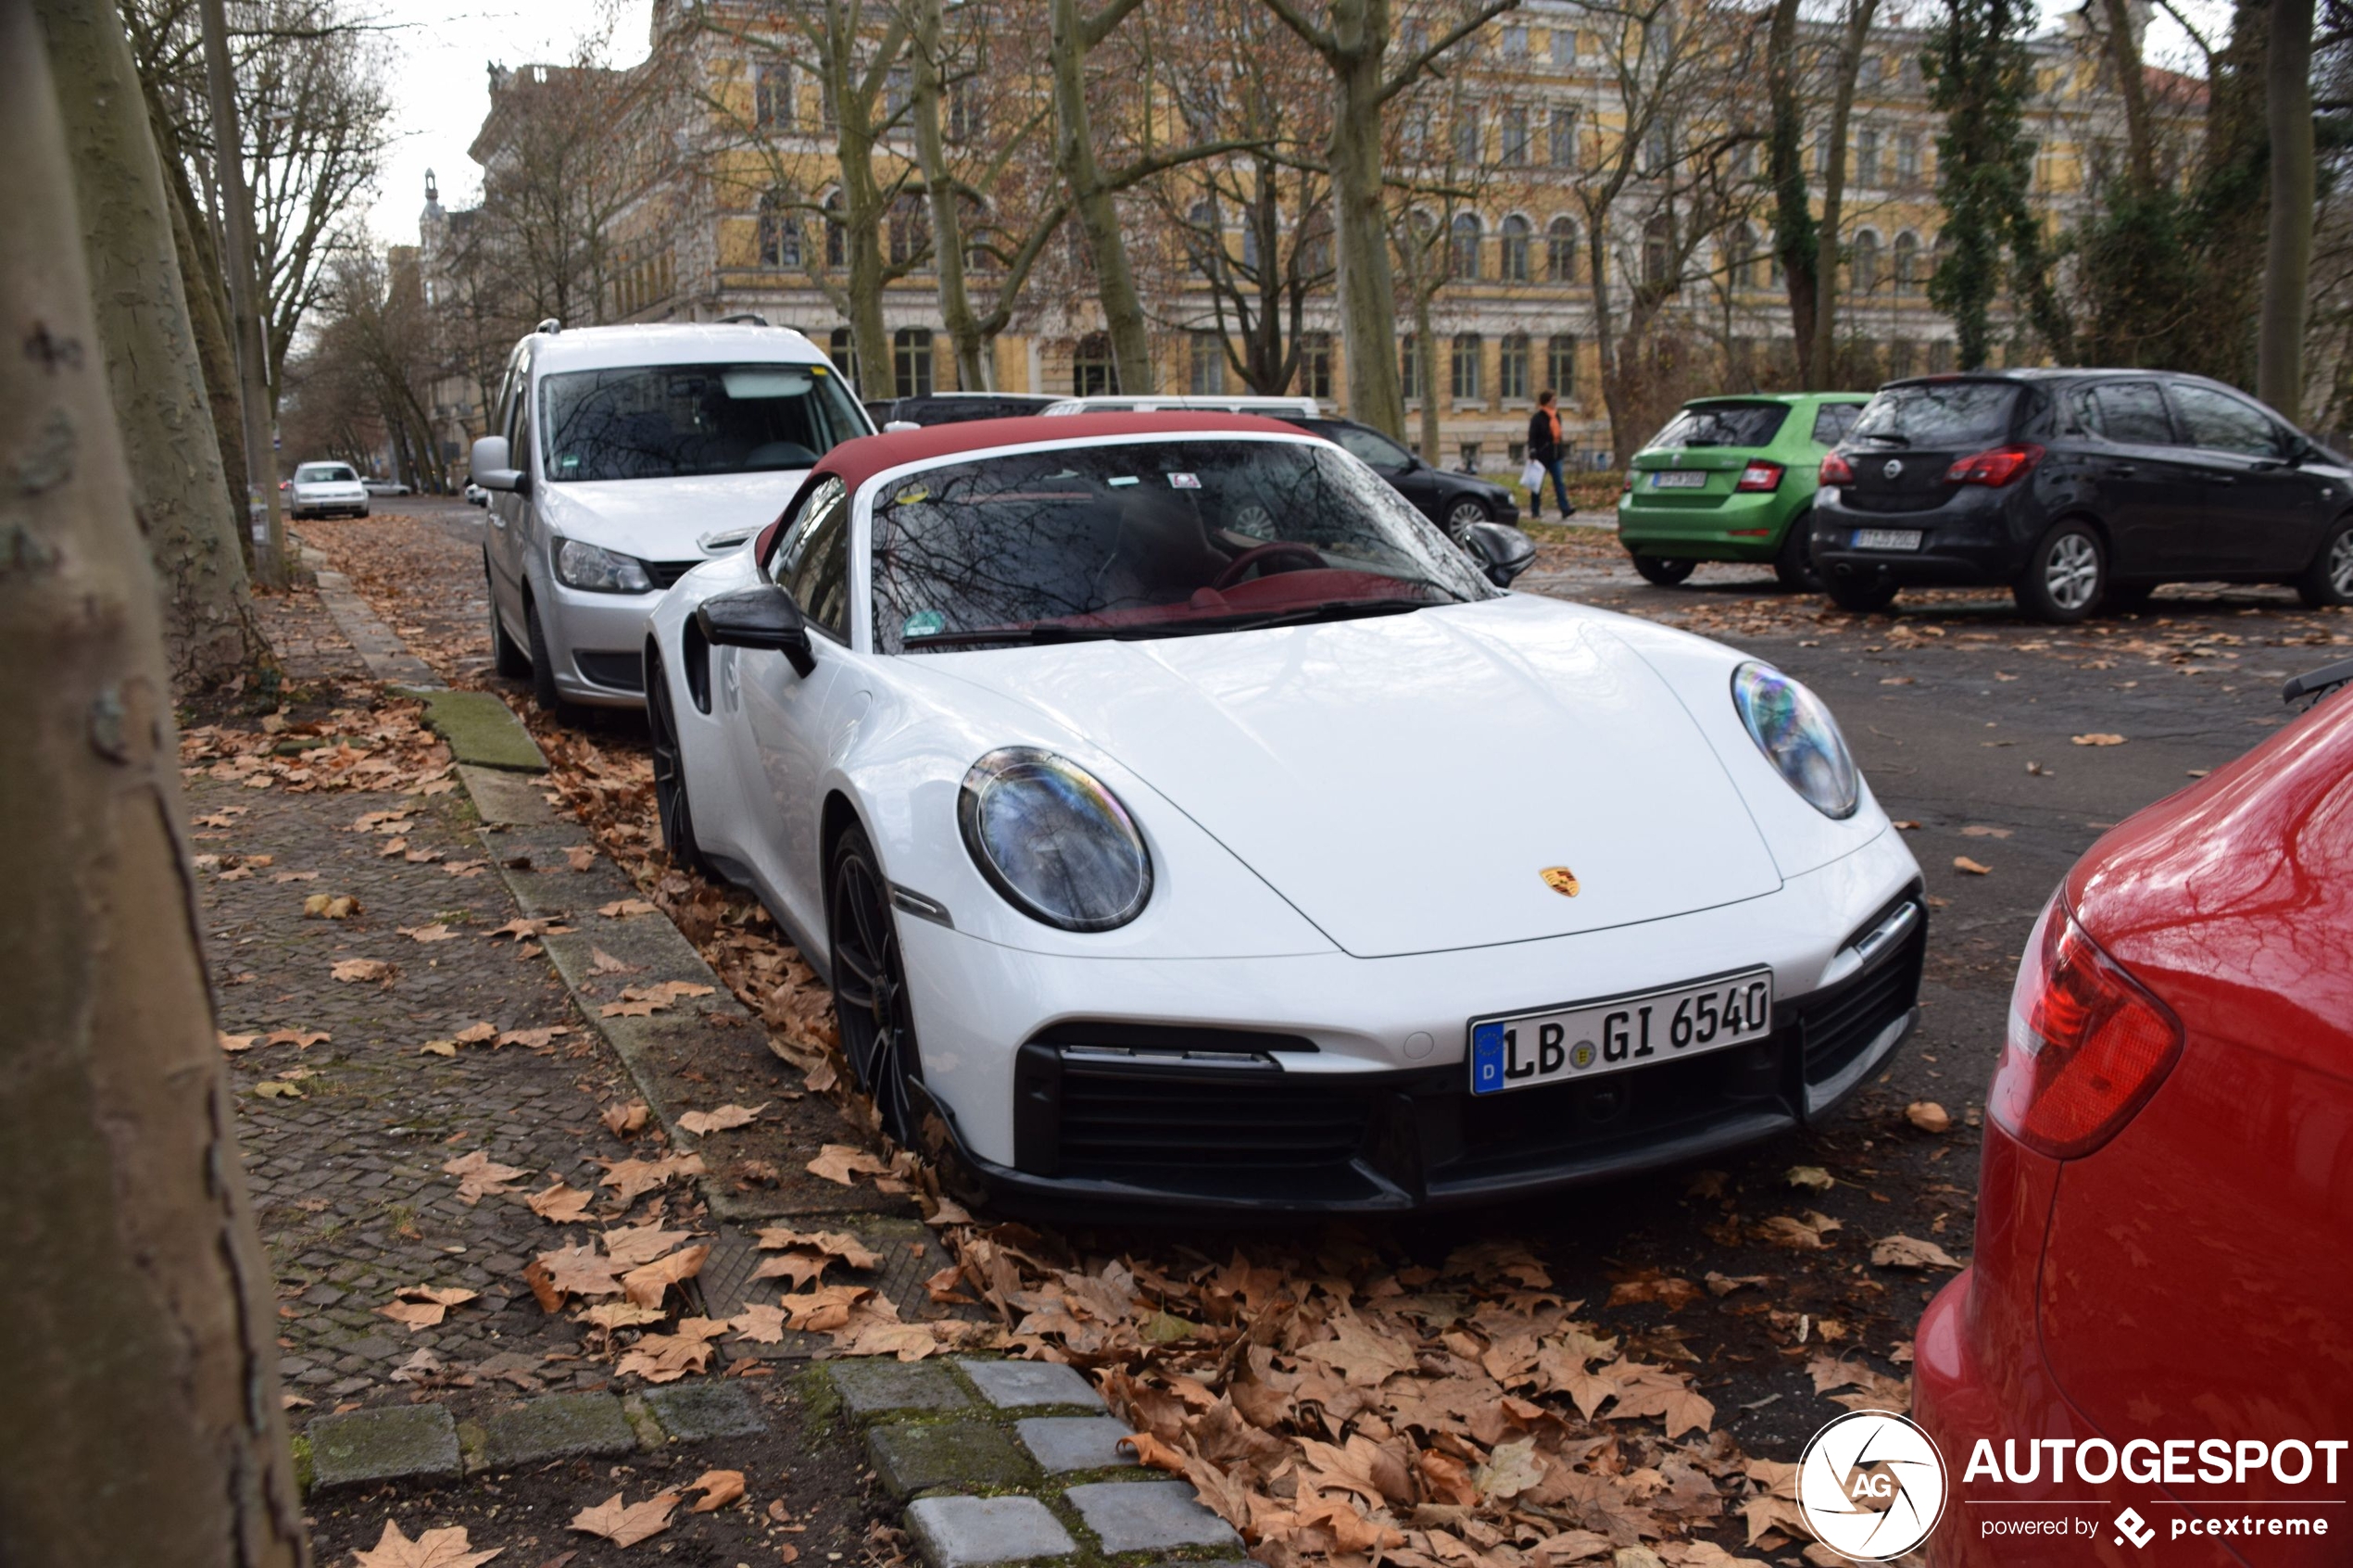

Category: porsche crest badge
[1541, 866, 1580, 897]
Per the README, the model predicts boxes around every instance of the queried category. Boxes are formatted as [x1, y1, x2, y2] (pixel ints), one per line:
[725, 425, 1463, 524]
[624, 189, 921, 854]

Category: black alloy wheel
[1773, 512, 1823, 592]
[2296, 515, 2353, 608]
[2013, 521, 2106, 625]
[644, 652, 709, 877]
[1631, 552, 1699, 586]
[828, 825, 923, 1148]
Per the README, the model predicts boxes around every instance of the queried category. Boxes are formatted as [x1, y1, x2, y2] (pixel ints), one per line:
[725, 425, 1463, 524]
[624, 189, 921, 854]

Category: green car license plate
[1468, 969, 1775, 1095]
[1649, 470, 1708, 489]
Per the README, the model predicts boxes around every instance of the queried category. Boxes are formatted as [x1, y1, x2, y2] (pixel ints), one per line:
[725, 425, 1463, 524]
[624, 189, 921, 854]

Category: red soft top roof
[812, 410, 1313, 496]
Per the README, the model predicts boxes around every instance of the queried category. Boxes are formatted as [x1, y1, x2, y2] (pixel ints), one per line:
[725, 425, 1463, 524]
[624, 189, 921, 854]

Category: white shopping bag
[1519, 458, 1544, 492]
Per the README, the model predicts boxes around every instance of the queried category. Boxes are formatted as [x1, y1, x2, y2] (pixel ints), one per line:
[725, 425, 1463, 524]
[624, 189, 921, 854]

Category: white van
[1039, 394, 1321, 418]
[470, 321, 872, 709]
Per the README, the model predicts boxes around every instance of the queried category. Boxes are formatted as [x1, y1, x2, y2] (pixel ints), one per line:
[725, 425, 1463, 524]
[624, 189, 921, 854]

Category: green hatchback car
[1617, 393, 1869, 589]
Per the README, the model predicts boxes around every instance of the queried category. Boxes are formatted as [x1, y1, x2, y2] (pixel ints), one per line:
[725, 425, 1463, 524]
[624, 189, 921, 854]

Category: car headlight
[1732, 661, 1860, 819]
[958, 747, 1151, 932]
[554, 538, 653, 594]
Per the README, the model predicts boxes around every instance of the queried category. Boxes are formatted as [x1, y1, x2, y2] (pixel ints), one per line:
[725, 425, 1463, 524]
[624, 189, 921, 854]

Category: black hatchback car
[1283, 417, 1521, 533]
[1810, 370, 2353, 622]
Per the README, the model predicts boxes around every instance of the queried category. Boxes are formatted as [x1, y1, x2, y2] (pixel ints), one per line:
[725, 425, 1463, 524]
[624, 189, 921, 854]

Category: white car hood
[916, 596, 1785, 959]
[540, 472, 809, 562]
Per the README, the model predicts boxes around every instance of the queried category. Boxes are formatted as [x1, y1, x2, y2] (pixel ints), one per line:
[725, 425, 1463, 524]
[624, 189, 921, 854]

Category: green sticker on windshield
[903, 609, 946, 639]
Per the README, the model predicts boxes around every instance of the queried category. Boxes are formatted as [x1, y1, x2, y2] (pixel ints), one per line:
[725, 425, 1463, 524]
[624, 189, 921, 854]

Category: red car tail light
[1621, 472, 1635, 494]
[1736, 460, 1784, 492]
[1991, 898, 2183, 1159]
[1818, 451, 1855, 484]
[1944, 444, 2045, 487]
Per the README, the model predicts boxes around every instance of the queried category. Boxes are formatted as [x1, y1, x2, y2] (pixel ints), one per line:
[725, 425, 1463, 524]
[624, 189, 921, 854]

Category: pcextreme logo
[1798, 1410, 1949, 1562]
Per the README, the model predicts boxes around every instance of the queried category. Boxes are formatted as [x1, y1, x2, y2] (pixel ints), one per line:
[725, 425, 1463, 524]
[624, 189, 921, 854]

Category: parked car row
[1623, 370, 2353, 623]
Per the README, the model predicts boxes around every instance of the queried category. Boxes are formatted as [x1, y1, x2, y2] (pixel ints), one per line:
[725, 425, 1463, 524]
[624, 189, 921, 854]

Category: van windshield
[539, 362, 867, 483]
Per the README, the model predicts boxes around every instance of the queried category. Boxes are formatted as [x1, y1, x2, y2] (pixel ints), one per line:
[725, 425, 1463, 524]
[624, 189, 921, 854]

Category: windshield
[1853, 382, 2020, 447]
[1649, 403, 1789, 449]
[296, 464, 356, 483]
[539, 361, 866, 482]
[869, 439, 1495, 654]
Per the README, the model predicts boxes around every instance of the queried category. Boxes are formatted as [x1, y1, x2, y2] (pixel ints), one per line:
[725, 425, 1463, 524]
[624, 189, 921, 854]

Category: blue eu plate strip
[1470, 1022, 1506, 1095]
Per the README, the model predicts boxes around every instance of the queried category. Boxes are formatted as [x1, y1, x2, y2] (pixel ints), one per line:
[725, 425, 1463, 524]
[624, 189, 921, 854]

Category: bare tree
[2, 6, 306, 1563]
[35, 0, 273, 688]
[472, 58, 652, 333]
[2260, 0, 2316, 418]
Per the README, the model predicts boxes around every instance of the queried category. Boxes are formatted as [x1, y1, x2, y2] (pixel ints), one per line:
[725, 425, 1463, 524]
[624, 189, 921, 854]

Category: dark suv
[1810, 370, 2353, 622]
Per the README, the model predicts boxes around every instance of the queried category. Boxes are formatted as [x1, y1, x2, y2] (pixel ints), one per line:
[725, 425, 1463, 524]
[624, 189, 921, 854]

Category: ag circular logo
[1796, 1409, 1946, 1562]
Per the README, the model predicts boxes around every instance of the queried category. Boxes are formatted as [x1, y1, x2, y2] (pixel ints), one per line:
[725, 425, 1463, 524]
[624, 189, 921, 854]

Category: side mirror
[694, 583, 815, 677]
[1458, 520, 1538, 587]
[471, 434, 531, 497]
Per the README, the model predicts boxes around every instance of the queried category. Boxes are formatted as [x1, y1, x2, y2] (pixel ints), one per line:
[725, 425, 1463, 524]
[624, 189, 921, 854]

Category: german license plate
[1468, 969, 1775, 1096]
[1852, 528, 1923, 551]
[1649, 470, 1708, 488]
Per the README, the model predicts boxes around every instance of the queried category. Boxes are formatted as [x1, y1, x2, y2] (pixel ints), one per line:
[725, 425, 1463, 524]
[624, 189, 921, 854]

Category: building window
[1500, 215, 1531, 282]
[894, 328, 934, 398]
[1548, 107, 1578, 168]
[1893, 231, 1920, 294]
[828, 328, 855, 379]
[947, 80, 983, 144]
[1725, 223, 1756, 290]
[1073, 331, 1117, 395]
[1449, 213, 1481, 280]
[1499, 332, 1529, 400]
[1189, 331, 1224, 395]
[1301, 211, 1333, 281]
[889, 194, 931, 270]
[1546, 217, 1579, 282]
[1187, 199, 1219, 277]
[1855, 126, 1881, 188]
[1546, 333, 1578, 395]
[1401, 335, 1425, 402]
[824, 192, 846, 269]
[758, 188, 801, 268]
[1896, 132, 1922, 187]
[1501, 22, 1528, 58]
[1452, 107, 1480, 167]
[1888, 338, 1917, 380]
[1642, 217, 1671, 288]
[1299, 331, 1332, 400]
[1929, 338, 1954, 373]
[886, 65, 912, 123]
[1852, 229, 1881, 294]
[1500, 107, 1529, 165]
[1550, 26, 1577, 67]
[755, 62, 794, 130]
[1451, 332, 1482, 402]
[1458, 441, 1483, 471]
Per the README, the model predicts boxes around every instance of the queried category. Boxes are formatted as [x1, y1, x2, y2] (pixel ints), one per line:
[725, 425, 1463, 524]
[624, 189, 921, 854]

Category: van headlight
[958, 748, 1151, 931]
[1732, 662, 1860, 819]
[554, 538, 653, 594]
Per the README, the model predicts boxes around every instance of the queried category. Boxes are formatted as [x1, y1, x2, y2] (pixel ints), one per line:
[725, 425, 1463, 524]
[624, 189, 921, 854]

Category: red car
[1914, 662, 2353, 1565]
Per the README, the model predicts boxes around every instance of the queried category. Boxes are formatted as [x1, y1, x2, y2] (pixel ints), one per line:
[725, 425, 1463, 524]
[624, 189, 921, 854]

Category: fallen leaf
[484, 918, 570, 943]
[596, 1153, 705, 1203]
[532, 1244, 625, 1301]
[272, 870, 321, 883]
[599, 898, 659, 918]
[399, 923, 461, 943]
[497, 1025, 568, 1049]
[453, 1022, 497, 1045]
[678, 1103, 765, 1135]
[377, 1285, 480, 1331]
[616, 1320, 729, 1383]
[443, 1149, 530, 1205]
[806, 1144, 891, 1185]
[1906, 1100, 1953, 1134]
[1607, 1272, 1702, 1311]
[576, 1300, 668, 1330]
[601, 1099, 649, 1137]
[264, 1028, 331, 1050]
[1705, 1271, 1769, 1296]
[304, 893, 362, 920]
[566, 845, 598, 872]
[332, 958, 395, 984]
[686, 1468, 745, 1513]
[252, 1081, 304, 1099]
[730, 1303, 789, 1342]
[350, 1520, 503, 1568]
[590, 947, 638, 974]
[1952, 856, 1993, 875]
[1890, 819, 1921, 830]
[600, 998, 663, 1018]
[218, 1032, 258, 1053]
[1757, 1211, 1843, 1250]
[2072, 733, 2127, 746]
[622, 1243, 711, 1308]
[570, 1490, 681, 1548]
[420, 1040, 458, 1058]
[1785, 1165, 1834, 1192]
[1871, 1235, 1962, 1271]
[526, 1183, 594, 1223]
[1959, 824, 2012, 838]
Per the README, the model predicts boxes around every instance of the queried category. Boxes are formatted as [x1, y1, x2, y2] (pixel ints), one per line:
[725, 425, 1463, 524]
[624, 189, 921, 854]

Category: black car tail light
[1944, 444, 2045, 487]
[1818, 451, 1856, 484]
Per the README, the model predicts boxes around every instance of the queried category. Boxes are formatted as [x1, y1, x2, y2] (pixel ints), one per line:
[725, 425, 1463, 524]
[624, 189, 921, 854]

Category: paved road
[339, 499, 2351, 1452]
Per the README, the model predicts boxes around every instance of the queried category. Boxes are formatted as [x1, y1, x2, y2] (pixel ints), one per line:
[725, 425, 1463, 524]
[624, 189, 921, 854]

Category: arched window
[1725, 224, 1755, 291]
[893, 328, 934, 398]
[1852, 229, 1881, 294]
[1449, 213, 1481, 281]
[755, 62, 794, 130]
[1451, 331, 1482, 401]
[1499, 332, 1530, 400]
[1893, 231, 1920, 295]
[1073, 331, 1117, 395]
[889, 194, 931, 270]
[960, 194, 998, 273]
[1500, 215, 1532, 282]
[758, 187, 801, 269]
[824, 192, 846, 270]
[1546, 217, 1579, 282]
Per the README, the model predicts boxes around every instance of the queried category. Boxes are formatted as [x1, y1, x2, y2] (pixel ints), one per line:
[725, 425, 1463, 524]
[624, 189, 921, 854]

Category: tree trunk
[2096, 0, 2158, 190]
[36, 0, 274, 690]
[2258, 0, 2314, 420]
[1329, 34, 1404, 436]
[1766, 0, 1819, 386]
[1415, 296, 1441, 468]
[912, 0, 989, 390]
[836, 114, 895, 402]
[1049, 0, 1155, 393]
[1809, 0, 1881, 390]
[0, 6, 308, 1563]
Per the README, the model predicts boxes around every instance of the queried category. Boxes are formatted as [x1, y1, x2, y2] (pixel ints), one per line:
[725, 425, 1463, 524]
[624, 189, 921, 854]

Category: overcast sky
[362, 0, 2219, 251]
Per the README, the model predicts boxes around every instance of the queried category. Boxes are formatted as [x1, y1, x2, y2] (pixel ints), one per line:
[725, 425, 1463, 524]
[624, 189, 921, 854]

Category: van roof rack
[535, 317, 561, 334]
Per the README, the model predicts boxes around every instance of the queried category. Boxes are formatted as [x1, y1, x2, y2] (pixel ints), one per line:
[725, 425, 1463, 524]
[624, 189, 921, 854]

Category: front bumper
[907, 847, 1924, 1217]
[541, 570, 695, 706]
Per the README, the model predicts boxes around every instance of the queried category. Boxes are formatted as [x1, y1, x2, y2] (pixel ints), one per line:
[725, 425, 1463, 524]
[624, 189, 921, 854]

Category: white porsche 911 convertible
[643, 412, 1925, 1213]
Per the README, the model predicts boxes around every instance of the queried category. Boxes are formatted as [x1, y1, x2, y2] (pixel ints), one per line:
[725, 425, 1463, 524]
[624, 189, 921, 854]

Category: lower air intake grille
[647, 560, 699, 589]
[573, 651, 646, 692]
[1051, 1061, 1375, 1176]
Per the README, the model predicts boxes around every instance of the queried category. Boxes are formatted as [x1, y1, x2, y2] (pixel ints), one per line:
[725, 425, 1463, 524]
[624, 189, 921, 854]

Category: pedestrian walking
[1524, 390, 1573, 521]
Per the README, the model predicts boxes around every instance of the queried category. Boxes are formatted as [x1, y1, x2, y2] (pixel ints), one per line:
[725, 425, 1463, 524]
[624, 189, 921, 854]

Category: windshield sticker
[902, 608, 947, 640]
[1107, 475, 1139, 488]
[1167, 472, 1202, 489]
[890, 485, 930, 508]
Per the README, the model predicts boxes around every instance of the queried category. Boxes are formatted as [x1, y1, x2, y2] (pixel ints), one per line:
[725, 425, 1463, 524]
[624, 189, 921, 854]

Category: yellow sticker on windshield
[892, 485, 930, 507]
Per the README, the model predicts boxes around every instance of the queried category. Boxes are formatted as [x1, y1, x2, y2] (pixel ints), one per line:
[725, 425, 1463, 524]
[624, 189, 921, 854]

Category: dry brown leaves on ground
[180, 697, 453, 797]
[349, 1520, 502, 1567]
[442, 1150, 529, 1205]
[571, 1489, 681, 1547]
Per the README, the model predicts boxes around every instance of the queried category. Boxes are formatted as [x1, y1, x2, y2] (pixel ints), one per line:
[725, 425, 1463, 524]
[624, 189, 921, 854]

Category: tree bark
[1809, 0, 1882, 391]
[1328, 26, 1404, 436]
[36, 0, 274, 690]
[1766, 0, 1819, 385]
[2096, 0, 2158, 191]
[912, 0, 988, 389]
[2258, 0, 2314, 420]
[1049, 0, 1157, 394]
[0, 5, 308, 1563]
